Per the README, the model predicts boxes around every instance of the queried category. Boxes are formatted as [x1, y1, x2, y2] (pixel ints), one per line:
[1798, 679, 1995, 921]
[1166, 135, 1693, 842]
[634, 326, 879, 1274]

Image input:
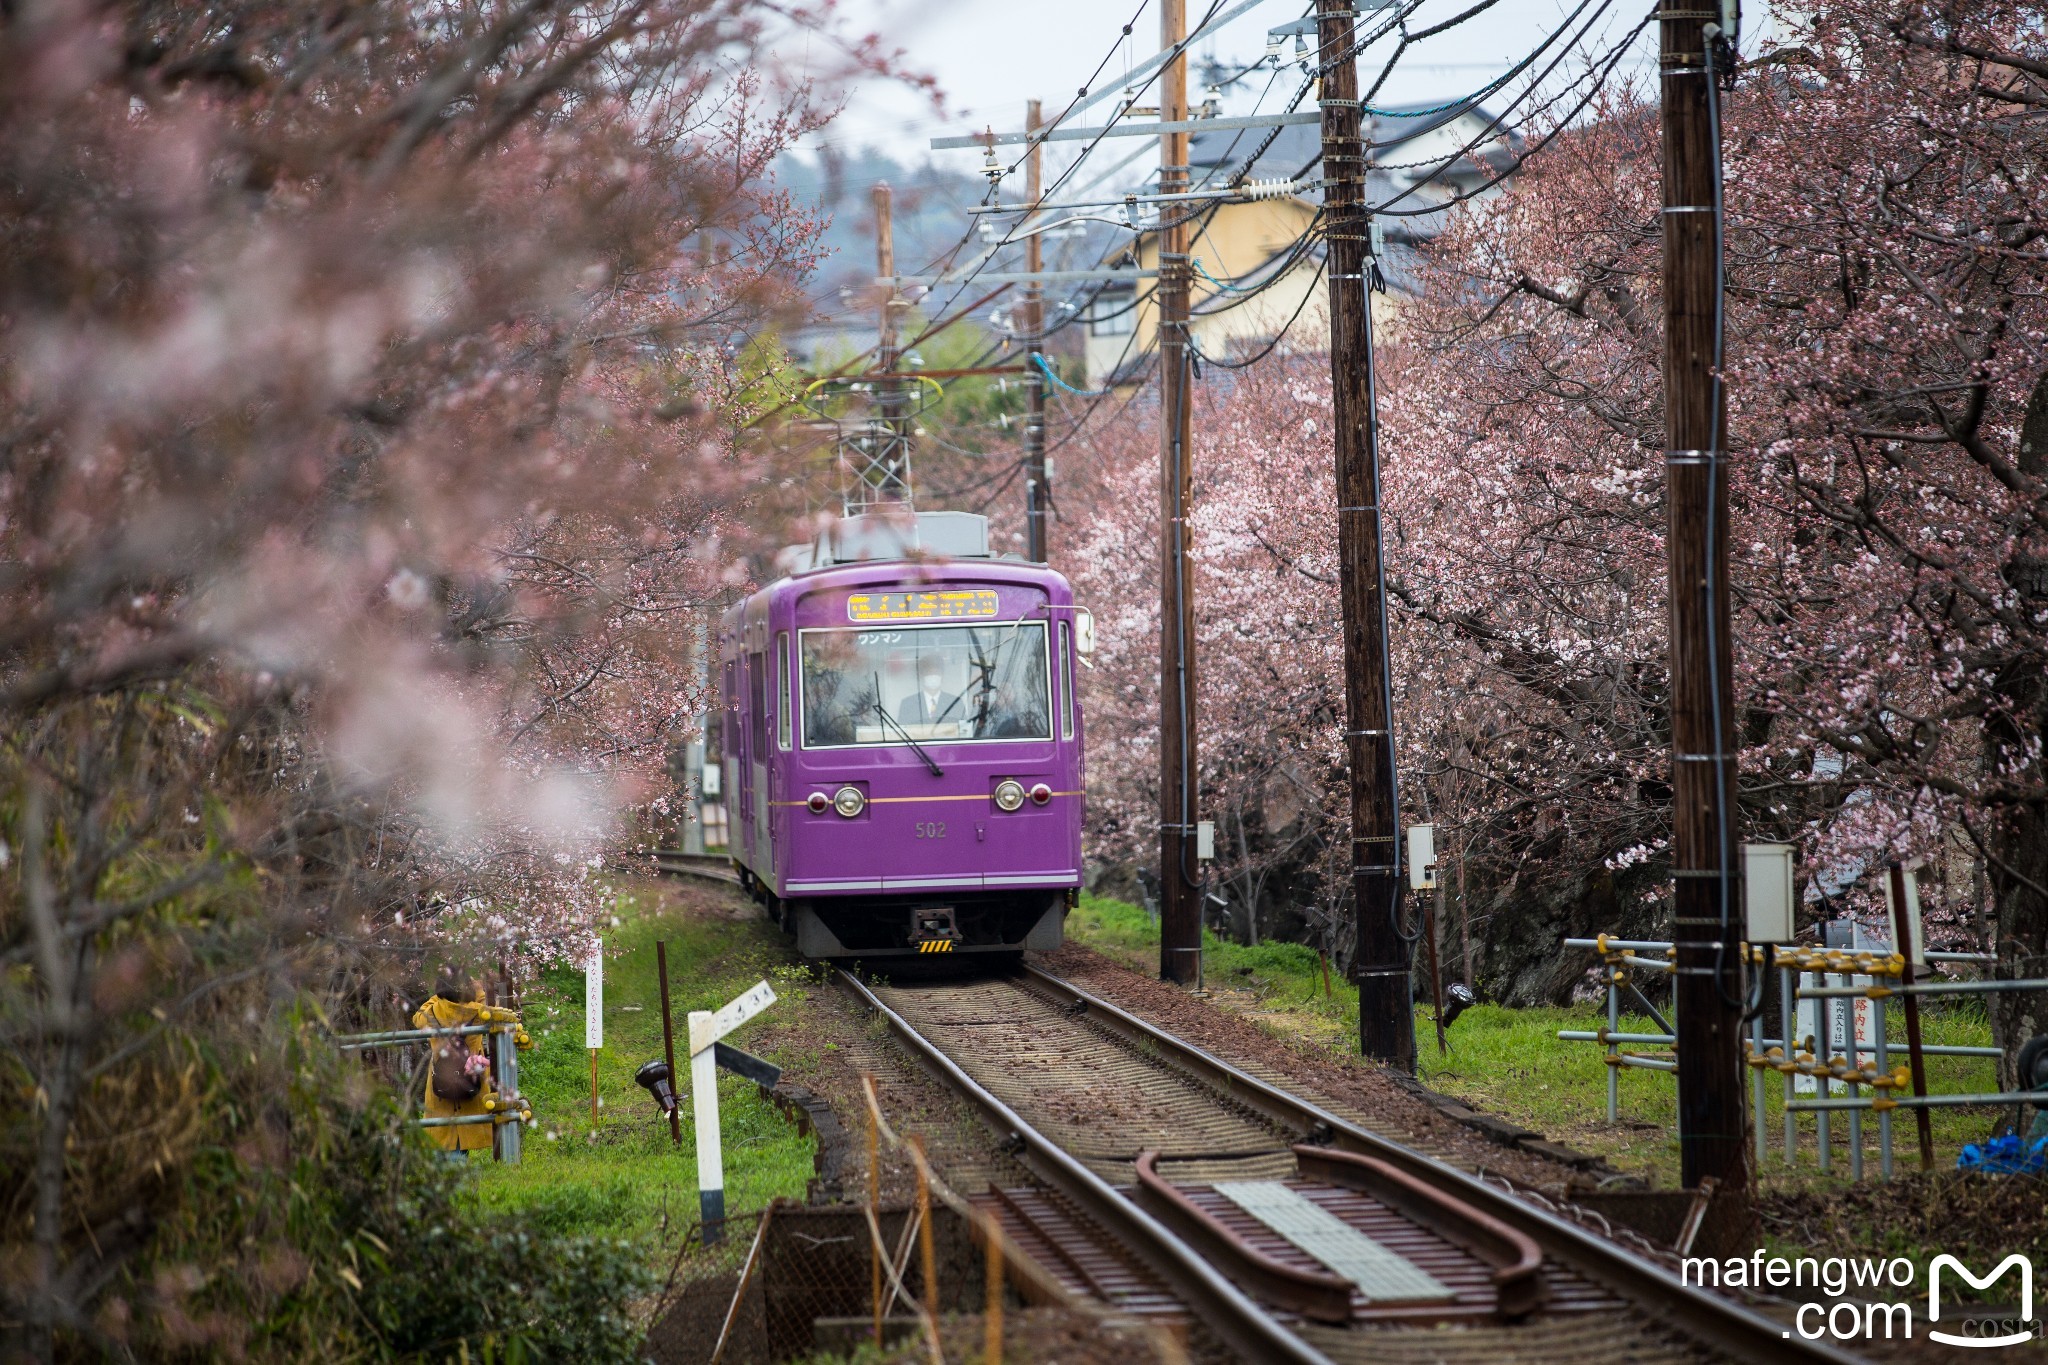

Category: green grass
[1070, 893, 1363, 1041]
[1417, 996, 2003, 1187]
[1068, 894, 2005, 1188]
[468, 887, 818, 1251]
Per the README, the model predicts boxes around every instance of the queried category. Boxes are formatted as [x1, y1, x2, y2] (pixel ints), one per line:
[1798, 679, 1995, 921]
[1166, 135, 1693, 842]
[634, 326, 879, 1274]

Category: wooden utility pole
[1319, 0, 1411, 1069]
[874, 182, 898, 373]
[1660, 5, 1748, 1191]
[871, 182, 910, 502]
[1024, 100, 1050, 562]
[1886, 862, 1936, 1169]
[1157, 0, 1201, 985]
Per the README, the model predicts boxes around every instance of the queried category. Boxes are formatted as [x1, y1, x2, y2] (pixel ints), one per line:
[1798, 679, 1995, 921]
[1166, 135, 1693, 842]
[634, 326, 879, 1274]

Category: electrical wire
[797, 3, 1606, 468]
[1356, 230, 1416, 946]
[1222, 0, 1636, 217]
[941, 12, 1307, 351]
[986, 0, 1165, 187]
[776, 7, 1231, 506]
[1702, 30, 1744, 1013]
[1219, 0, 1422, 187]
[947, 0, 1334, 318]
[1368, 2, 1649, 219]
[928, 0, 1651, 479]
[908, 3, 1220, 349]
[821, 0, 1625, 408]
[1186, 246, 1330, 369]
[1192, 254, 1256, 294]
[1006, 0, 1227, 197]
[1042, 348, 1159, 459]
[1033, 352, 1116, 398]
[1406, 0, 1510, 42]
[1165, 298, 1200, 894]
[1189, 210, 1330, 317]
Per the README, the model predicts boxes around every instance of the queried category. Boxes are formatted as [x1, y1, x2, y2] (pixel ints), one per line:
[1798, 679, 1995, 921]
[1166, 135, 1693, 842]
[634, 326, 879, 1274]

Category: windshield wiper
[871, 676, 944, 777]
[966, 646, 996, 734]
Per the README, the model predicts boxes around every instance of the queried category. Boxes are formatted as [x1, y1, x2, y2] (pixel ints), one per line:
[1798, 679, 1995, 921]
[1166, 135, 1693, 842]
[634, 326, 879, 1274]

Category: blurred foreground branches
[0, 0, 859, 1355]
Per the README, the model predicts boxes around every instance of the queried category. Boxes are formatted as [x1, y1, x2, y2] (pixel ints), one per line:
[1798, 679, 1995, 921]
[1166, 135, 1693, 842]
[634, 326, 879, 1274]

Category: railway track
[841, 964, 1853, 1365]
[651, 848, 740, 884]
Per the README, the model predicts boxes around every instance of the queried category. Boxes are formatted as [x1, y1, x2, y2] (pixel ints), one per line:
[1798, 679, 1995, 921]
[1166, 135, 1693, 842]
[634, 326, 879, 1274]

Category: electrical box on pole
[1741, 843, 1794, 944]
[1407, 826, 1437, 890]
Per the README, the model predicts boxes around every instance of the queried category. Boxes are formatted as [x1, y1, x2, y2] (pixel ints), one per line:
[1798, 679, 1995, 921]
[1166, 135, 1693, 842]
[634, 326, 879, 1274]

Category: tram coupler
[909, 906, 960, 953]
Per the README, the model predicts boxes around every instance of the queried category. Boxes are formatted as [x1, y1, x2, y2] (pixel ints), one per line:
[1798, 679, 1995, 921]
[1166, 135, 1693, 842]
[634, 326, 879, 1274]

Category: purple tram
[718, 512, 1091, 960]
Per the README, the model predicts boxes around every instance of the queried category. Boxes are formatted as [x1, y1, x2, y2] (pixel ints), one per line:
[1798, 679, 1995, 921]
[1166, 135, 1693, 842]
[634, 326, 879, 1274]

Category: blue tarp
[1957, 1133, 2048, 1175]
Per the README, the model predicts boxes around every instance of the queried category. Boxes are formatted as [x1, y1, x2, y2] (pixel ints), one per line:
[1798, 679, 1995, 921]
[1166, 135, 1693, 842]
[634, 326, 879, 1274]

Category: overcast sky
[797, 0, 1782, 187]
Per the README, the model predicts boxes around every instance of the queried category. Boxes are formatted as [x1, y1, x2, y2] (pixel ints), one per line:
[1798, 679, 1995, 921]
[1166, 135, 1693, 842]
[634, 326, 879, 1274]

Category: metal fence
[1562, 935, 2045, 1178]
[650, 1075, 1185, 1364]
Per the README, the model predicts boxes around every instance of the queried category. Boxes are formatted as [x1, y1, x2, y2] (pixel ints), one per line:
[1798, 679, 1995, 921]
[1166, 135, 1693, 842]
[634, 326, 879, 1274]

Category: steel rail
[1019, 963, 1856, 1365]
[1292, 1143, 1547, 1318]
[651, 849, 741, 884]
[834, 968, 1331, 1365]
[1131, 1149, 1355, 1323]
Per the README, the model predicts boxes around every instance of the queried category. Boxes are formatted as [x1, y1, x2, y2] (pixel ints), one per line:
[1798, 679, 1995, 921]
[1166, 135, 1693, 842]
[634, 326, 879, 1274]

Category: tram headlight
[993, 780, 1026, 812]
[1029, 782, 1053, 806]
[833, 785, 866, 818]
[807, 791, 830, 814]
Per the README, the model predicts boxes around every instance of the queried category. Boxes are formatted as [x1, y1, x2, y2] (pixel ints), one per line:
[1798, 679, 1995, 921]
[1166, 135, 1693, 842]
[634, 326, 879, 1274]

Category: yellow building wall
[1085, 197, 1403, 386]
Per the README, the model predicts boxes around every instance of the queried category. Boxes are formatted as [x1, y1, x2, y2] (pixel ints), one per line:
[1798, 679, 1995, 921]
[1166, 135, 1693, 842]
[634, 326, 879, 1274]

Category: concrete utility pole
[1660, 4, 1748, 1191]
[1318, 0, 1411, 1070]
[1157, 0, 1202, 985]
[1024, 99, 1050, 563]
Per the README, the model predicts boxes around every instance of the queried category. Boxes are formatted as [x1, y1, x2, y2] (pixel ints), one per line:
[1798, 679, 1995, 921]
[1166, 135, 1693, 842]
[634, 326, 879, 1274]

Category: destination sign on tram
[847, 590, 999, 622]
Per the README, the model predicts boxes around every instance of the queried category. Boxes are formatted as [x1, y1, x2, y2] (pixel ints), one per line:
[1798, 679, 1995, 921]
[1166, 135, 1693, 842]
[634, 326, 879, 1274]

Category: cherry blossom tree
[0, 0, 879, 1351]
[1383, 0, 2048, 1032]
[1065, 0, 2048, 1052]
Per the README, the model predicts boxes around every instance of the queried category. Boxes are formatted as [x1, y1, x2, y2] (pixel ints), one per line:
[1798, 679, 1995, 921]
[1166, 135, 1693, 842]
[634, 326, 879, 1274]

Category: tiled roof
[1185, 102, 1523, 244]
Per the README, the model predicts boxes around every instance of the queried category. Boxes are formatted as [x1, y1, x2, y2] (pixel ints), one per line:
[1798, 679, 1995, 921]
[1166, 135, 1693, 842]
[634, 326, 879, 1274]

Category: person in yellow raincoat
[413, 990, 498, 1154]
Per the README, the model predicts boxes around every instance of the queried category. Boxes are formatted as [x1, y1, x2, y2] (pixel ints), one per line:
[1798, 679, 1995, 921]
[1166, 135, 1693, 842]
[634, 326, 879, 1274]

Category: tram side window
[722, 660, 738, 756]
[775, 633, 792, 750]
[1059, 622, 1075, 741]
[747, 651, 767, 759]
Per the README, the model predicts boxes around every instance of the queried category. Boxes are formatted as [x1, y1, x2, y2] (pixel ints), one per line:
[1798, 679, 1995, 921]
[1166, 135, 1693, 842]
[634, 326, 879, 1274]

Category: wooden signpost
[690, 979, 778, 1241]
[585, 941, 602, 1125]
[1885, 862, 1935, 1169]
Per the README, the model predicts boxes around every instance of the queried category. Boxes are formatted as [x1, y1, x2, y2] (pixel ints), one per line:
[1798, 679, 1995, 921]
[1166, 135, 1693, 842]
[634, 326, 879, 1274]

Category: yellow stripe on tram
[917, 940, 954, 953]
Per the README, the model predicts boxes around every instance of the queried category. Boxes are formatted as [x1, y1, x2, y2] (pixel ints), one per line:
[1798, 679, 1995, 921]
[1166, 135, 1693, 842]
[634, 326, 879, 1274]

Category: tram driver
[896, 656, 961, 727]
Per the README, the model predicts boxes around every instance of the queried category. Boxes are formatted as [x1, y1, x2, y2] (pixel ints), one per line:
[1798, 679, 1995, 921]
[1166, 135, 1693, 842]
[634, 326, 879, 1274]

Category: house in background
[1081, 102, 1522, 388]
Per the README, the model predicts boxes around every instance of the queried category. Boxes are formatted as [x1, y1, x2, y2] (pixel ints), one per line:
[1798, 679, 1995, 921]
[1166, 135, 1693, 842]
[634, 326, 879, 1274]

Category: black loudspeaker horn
[2017, 1033, 2048, 1095]
[635, 1059, 678, 1114]
[1440, 983, 1478, 1029]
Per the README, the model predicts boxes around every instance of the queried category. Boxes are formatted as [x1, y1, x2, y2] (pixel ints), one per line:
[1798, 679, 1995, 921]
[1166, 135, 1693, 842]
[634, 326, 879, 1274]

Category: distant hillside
[776, 149, 986, 306]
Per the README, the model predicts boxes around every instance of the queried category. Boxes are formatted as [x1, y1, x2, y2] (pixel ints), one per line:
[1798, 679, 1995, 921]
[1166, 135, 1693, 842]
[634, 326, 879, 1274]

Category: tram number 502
[914, 821, 947, 840]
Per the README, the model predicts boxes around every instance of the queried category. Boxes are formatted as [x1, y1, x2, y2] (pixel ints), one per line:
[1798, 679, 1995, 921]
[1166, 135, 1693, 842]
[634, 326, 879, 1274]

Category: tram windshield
[800, 623, 1051, 748]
